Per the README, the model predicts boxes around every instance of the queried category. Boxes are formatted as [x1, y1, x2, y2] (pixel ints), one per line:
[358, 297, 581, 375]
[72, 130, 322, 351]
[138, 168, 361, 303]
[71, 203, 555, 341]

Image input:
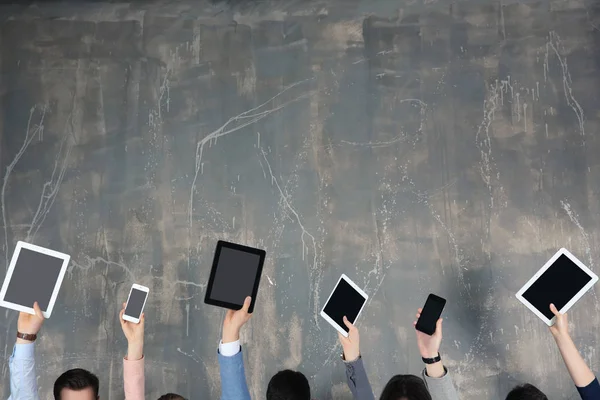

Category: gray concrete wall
[1, 1, 600, 399]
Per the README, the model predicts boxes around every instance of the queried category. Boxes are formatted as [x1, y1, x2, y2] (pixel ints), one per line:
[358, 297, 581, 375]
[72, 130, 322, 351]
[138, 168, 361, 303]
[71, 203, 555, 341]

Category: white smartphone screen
[125, 288, 148, 318]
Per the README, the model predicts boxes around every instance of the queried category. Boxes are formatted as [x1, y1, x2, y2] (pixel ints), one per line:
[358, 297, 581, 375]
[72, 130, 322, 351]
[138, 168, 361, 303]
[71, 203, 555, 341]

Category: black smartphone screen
[125, 288, 148, 319]
[415, 294, 446, 335]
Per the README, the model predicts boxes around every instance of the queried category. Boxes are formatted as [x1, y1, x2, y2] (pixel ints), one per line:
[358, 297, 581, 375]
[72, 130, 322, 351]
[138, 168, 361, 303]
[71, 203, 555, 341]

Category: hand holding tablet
[516, 248, 598, 326]
[320, 274, 368, 337]
[0, 241, 70, 318]
[205, 240, 266, 312]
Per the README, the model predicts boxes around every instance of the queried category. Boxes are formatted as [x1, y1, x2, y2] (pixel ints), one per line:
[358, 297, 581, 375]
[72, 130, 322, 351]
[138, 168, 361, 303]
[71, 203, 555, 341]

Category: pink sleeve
[123, 356, 145, 400]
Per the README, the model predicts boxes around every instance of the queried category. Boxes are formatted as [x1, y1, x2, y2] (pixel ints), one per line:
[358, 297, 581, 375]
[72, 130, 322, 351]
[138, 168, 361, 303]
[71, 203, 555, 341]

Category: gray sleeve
[422, 367, 460, 400]
[345, 356, 376, 400]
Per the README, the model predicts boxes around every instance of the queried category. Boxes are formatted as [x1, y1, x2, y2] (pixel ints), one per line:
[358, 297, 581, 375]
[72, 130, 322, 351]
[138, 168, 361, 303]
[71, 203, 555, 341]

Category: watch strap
[422, 353, 441, 364]
[17, 332, 37, 342]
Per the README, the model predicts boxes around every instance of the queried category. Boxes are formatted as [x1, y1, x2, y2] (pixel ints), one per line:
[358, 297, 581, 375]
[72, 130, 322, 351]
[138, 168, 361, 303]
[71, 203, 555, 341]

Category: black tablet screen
[5, 248, 64, 311]
[209, 246, 261, 306]
[323, 278, 366, 332]
[522, 254, 592, 319]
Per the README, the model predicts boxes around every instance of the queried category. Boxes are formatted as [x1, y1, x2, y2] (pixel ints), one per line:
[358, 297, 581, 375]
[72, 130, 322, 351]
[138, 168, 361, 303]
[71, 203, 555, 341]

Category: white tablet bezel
[0, 241, 70, 318]
[516, 248, 598, 326]
[320, 274, 368, 337]
[123, 283, 149, 324]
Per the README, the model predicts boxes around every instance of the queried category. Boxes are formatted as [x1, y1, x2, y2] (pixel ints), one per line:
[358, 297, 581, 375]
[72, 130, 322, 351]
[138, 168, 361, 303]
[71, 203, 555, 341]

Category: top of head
[379, 374, 432, 400]
[54, 369, 99, 400]
[505, 384, 548, 400]
[267, 370, 311, 400]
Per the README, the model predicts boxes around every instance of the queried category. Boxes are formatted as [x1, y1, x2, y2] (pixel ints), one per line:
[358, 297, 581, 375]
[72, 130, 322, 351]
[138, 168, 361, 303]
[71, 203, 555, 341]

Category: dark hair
[54, 368, 99, 400]
[157, 394, 186, 400]
[505, 384, 548, 400]
[379, 374, 432, 400]
[267, 370, 311, 400]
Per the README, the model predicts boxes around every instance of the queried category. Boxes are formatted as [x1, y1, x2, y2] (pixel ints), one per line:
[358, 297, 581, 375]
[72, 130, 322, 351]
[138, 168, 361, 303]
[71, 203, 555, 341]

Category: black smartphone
[415, 294, 446, 335]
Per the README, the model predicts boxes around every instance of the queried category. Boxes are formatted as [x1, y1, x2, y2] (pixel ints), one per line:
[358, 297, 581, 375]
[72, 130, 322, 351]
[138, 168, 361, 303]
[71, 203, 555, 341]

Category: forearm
[554, 334, 596, 387]
[425, 361, 446, 378]
[127, 340, 144, 361]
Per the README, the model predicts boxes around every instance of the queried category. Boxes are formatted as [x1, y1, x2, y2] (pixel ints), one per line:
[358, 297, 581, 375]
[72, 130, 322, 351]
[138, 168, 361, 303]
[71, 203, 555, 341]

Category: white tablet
[0, 241, 70, 318]
[320, 274, 368, 337]
[516, 248, 598, 326]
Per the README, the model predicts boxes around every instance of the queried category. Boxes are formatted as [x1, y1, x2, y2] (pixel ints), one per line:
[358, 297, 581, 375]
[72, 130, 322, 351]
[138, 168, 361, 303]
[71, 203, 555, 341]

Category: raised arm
[8, 302, 44, 400]
[218, 296, 252, 400]
[413, 309, 459, 400]
[549, 304, 599, 399]
[338, 317, 375, 400]
[120, 302, 145, 400]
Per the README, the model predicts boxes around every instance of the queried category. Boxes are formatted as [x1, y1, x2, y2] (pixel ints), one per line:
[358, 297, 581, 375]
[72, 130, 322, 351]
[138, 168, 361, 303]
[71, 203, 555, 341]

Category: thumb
[119, 309, 126, 326]
[33, 302, 44, 320]
[436, 318, 443, 333]
[550, 303, 560, 317]
[241, 296, 252, 313]
[342, 316, 354, 330]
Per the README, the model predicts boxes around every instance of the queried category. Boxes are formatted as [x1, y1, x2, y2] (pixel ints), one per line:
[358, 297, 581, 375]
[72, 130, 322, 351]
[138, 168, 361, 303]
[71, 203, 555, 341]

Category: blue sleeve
[576, 377, 600, 400]
[218, 348, 251, 400]
[8, 343, 40, 400]
[345, 357, 375, 400]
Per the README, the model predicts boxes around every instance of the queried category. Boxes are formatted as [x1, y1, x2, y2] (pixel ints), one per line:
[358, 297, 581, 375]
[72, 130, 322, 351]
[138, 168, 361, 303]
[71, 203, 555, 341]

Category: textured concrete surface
[1, 1, 600, 399]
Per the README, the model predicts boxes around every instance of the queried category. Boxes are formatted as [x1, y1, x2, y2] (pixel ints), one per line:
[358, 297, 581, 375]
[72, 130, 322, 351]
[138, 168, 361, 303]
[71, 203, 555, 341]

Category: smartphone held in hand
[123, 284, 149, 324]
[415, 294, 446, 335]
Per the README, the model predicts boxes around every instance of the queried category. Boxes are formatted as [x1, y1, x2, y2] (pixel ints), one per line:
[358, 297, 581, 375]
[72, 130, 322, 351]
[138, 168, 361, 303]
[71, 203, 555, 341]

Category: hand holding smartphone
[415, 294, 446, 335]
[123, 284, 149, 324]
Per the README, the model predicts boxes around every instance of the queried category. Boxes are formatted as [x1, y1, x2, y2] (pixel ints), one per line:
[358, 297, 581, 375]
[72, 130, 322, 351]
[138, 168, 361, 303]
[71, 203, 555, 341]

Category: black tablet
[204, 240, 266, 313]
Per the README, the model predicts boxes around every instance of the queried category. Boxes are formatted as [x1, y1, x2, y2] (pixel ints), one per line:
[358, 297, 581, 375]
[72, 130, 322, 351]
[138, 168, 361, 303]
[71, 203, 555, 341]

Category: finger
[140, 313, 145, 323]
[417, 308, 423, 313]
[122, 302, 126, 310]
[119, 309, 126, 325]
[435, 318, 443, 334]
[342, 316, 355, 330]
[550, 303, 560, 316]
[416, 312, 421, 319]
[33, 302, 44, 319]
[241, 296, 252, 313]
[413, 321, 417, 326]
[226, 309, 235, 319]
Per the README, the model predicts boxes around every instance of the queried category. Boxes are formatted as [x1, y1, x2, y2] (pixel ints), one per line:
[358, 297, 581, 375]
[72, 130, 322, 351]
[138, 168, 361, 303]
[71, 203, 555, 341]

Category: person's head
[157, 394, 186, 400]
[379, 374, 432, 400]
[267, 370, 311, 400]
[53, 368, 99, 400]
[505, 384, 548, 400]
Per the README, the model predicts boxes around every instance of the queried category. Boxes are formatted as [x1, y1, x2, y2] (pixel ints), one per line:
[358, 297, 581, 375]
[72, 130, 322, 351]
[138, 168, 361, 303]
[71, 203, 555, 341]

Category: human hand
[413, 308, 443, 358]
[119, 303, 145, 343]
[337, 316, 360, 362]
[549, 303, 570, 340]
[222, 296, 252, 343]
[119, 302, 145, 360]
[17, 302, 44, 343]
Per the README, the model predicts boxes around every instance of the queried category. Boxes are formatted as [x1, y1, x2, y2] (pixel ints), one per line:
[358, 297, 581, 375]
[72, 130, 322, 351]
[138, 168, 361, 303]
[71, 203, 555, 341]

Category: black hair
[266, 370, 311, 400]
[53, 368, 100, 400]
[505, 384, 548, 400]
[157, 394, 187, 400]
[379, 374, 432, 400]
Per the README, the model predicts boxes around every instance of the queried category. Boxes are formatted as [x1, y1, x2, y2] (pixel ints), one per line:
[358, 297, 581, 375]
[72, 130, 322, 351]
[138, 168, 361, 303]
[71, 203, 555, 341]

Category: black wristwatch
[422, 353, 441, 364]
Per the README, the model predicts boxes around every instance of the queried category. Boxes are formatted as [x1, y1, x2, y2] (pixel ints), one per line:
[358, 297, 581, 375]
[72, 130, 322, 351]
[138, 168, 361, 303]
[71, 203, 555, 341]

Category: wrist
[16, 338, 34, 345]
[222, 330, 240, 344]
[420, 350, 440, 358]
[343, 349, 360, 362]
[127, 341, 144, 360]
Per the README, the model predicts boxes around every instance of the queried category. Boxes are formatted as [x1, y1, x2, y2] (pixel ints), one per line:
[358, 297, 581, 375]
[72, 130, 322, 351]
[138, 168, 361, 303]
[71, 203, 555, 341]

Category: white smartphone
[123, 284, 149, 324]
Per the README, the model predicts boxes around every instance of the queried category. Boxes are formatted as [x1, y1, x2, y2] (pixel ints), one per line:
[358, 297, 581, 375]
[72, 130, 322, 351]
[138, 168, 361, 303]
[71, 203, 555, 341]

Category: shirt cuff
[12, 343, 35, 359]
[219, 340, 241, 357]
